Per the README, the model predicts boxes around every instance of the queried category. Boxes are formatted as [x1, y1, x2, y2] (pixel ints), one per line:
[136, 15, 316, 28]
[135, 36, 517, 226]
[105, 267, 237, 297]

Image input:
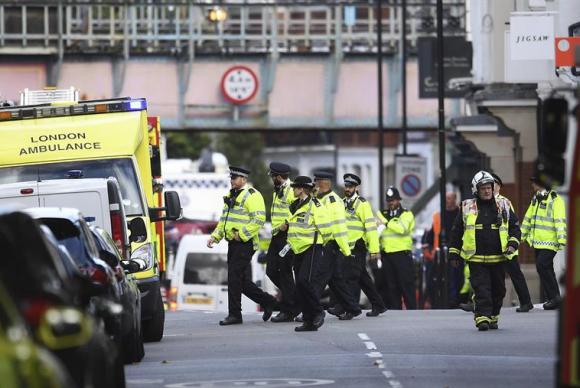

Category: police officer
[208, 166, 277, 326]
[449, 171, 521, 331]
[491, 173, 533, 313]
[376, 186, 417, 310]
[314, 171, 362, 320]
[287, 176, 333, 332]
[521, 176, 567, 310]
[331, 173, 387, 317]
[265, 162, 300, 322]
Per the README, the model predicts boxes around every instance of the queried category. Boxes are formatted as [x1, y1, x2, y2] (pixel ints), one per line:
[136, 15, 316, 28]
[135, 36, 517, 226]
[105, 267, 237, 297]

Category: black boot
[516, 303, 534, 313]
[271, 312, 294, 323]
[543, 298, 561, 310]
[313, 312, 326, 328]
[295, 322, 317, 332]
[327, 306, 344, 317]
[366, 306, 387, 317]
[219, 316, 243, 326]
[459, 302, 474, 312]
[477, 322, 489, 331]
[262, 305, 274, 322]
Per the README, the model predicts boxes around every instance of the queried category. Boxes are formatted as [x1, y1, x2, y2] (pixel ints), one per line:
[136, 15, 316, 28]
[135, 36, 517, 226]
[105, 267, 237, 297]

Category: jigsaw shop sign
[510, 13, 555, 61]
[20, 132, 102, 156]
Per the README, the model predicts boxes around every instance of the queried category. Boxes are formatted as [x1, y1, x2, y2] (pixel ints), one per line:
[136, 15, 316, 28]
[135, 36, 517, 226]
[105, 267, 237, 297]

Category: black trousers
[535, 249, 560, 301]
[383, 251, 416, 310]
[265, 232, 299, 314]
[227, 240, 276, 318]
[342, 241, 385, 310]
[504, 256, 532, 305]
[469, 262, 505, 318]
[321, 242, 361, 314]
[295, 245, 328, 323]
[447, 260, 465, 308]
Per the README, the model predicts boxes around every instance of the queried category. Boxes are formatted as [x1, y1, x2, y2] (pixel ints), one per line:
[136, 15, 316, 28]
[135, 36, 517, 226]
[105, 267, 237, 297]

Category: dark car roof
[0, 210, 72, 302]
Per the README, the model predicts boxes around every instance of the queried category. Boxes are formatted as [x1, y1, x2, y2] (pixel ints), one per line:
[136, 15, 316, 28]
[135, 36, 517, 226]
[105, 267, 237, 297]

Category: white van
[0, 177, 132, 259]
[171, 234, 267, 312]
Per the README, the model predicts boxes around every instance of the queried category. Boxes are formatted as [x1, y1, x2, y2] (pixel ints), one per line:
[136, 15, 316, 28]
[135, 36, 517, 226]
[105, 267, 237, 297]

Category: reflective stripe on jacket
[287, 197, 331, 255]
[319, 191, 352, 257]
[449, 197, 517, 263]
[271, 181, 294, 236]
[521, 190, 566, 251]
[343, 193, 380, 254]
[210, 185, 266, 250]
[376, 208, 415, 253]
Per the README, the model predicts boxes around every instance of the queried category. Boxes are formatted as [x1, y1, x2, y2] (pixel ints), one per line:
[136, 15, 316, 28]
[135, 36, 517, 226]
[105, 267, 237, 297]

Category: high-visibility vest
[451, 197, 517, 263]
[270, 181, 294, 236]
[521, 190, 566, 251]
[287, 196, 332, 255]
[343, 193, 380, 254]
[319, 191, 351, 257]
[376, 208, 415, 253]
[210, 185, 266, 249]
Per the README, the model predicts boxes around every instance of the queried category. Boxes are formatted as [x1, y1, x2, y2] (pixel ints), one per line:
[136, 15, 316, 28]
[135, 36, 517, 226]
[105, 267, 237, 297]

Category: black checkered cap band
[344, 175, 360, 186]
[229, 166, 250, 178]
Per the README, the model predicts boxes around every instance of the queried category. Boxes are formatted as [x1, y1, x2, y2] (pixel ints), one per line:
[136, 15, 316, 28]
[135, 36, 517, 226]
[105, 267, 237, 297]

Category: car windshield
[40, 218, 93, 268]
[184, 253, 228, 285]
[0, 158, 144, 216]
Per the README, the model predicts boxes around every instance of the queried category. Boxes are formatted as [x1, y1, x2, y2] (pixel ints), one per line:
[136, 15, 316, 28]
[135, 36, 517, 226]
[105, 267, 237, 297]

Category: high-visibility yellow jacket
[449, 197, 520, 263]
[211, 185, 266, 250]
[521, 190, 567, 251]
[318, 190, 351, 257]
[270, 180, 294, 236]
[287, 196, 332, 255]
[376, 207, 415, 253]
[343, 193, 380, 254]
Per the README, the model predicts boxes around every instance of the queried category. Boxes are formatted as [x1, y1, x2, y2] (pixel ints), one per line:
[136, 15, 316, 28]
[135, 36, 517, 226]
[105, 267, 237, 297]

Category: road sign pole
[377, 0, 385, 210]
[436, 0, 448, 309]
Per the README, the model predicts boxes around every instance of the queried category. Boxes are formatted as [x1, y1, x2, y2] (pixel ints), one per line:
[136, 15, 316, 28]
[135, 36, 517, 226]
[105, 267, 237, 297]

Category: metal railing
[0, 1, 466, 55]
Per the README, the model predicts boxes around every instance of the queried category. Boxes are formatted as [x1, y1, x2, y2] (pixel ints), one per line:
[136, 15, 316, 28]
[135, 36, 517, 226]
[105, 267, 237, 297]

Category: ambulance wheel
[143, 290, 165, 342]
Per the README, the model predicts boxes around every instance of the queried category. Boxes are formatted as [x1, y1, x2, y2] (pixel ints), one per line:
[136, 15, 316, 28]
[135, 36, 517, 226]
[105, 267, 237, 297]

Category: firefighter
[265, 162, 300, 322]
[329, 173, 387, 317]
[313, 171, 362, 320]
[287, 176, 333, 331]
[376, 186, 417, 310]
[521, 176, 567, 310]
[449, 171, 521, 331]
[491, 173, 533, 313]
[208, 166, 277, 326]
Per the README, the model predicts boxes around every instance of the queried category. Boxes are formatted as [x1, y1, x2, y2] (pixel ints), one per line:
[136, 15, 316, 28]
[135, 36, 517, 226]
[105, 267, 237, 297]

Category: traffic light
[536, 97, 569, 187]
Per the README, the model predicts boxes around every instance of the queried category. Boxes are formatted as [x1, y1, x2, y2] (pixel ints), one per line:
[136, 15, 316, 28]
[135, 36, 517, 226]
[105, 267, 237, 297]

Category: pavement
[126, 306, 557, 388]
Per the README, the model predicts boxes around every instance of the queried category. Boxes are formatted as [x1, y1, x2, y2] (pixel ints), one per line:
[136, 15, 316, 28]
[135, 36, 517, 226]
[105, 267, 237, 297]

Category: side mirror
[164, 191, 182, 221]
[37, 307, 92, 350]
[120, 258, 147, 274]
[128, 217, 147, 243]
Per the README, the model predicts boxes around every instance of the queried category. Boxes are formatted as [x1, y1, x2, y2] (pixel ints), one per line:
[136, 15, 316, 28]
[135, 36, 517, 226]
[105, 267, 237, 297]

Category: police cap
[385, 186, 402, 200]
[229, 165, 250, 178]
[313, 171, 334, 181]
[291, 176, 315, 189]
[343, 173, 361, 186]
[269, 162, 291, 176]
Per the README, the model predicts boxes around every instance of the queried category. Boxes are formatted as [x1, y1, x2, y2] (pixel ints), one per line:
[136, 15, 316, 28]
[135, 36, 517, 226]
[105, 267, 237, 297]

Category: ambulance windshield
[0, 158, 145, 216]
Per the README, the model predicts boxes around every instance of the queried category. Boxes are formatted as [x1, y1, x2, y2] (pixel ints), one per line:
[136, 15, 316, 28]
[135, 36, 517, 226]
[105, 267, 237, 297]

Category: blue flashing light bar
[129, 100, 146, 110]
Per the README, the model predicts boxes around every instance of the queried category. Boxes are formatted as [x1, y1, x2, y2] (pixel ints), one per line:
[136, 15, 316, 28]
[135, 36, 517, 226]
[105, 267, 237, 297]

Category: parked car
[0, 208, 125, 388]
[90, 225, 145, 363]
[0, 278, 73, 388]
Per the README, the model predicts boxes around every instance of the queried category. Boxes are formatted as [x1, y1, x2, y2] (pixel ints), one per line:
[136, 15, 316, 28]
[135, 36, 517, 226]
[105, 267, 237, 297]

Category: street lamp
[208, 6, 228, 23]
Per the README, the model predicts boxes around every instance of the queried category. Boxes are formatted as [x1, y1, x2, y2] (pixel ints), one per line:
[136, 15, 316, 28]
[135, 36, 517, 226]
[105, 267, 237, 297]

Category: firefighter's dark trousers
[469, 261, 506, 321]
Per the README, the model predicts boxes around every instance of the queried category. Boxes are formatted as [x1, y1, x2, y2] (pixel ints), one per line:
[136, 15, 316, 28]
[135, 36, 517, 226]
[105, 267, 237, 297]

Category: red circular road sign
[220, 65, 259, 105]
[401, 174, 422, 197]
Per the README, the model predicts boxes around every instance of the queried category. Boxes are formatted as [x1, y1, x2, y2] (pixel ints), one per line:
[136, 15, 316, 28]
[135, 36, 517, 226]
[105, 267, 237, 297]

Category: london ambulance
[0, 88, 181, 342]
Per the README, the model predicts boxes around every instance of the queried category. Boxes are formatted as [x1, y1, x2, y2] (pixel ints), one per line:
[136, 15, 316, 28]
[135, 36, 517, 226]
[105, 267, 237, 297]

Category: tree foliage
[164, 131, 211, 160]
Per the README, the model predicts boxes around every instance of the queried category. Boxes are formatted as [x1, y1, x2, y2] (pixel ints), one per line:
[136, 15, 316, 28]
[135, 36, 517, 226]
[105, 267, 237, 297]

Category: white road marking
[389, 380, 402, 388]
[364, 341, 377, 350]
[366, 351, 383, 358]
[358, 333, 370, 340]
[382, 371, 394, 378]
[357, 332, 403, 387]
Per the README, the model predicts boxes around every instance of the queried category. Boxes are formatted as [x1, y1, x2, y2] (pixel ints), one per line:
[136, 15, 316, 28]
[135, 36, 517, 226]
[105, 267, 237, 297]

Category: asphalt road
[126, 306, 557, 388]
